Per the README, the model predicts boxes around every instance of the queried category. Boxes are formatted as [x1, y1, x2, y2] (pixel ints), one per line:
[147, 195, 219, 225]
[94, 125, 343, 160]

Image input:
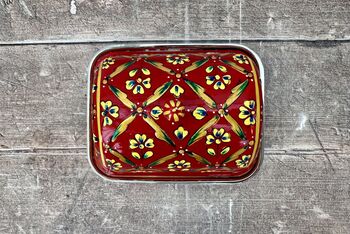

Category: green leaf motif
[184, 79, 217, 109]
[109, 85, 136, 109]
[217, 65, 227, 73]
[183, 58, 209, 74]
[129, 69, 138, 77]
[109, 148, 136, 166]
[207, 148, 216, 156]
[222, 146, 248, 164]
[111, 113, 136, 142]
[147, 153, 177, 167]
[145, 60, 175, 75]
[143, 81, 173, 107]
[187, 115, 219, 146]
[186, 151, 211, 165]
[142, 68, 150, 75]
[206, 66, 214, 73]
[223, 79, 249, 109]
[143, 114, 175, 146]
[220, 146, 231, 155]
[110, 60, 135, 78]
[224, 114, 246, 140]
[132, 152, 141, 159]
[143, 151, 153, 159]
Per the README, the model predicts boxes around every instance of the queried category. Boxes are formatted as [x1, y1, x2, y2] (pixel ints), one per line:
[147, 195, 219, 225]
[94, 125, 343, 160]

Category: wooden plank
[0, 42, 349, 154]
[0, 149, 349, 233]
[0, 0, 349, 43]
[0, 41, 349, 233]
[242, 0, 350, 40]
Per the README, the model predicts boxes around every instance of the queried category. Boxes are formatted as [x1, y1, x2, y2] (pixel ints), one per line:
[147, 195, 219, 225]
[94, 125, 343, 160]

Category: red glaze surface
[88, 45, 263, 181]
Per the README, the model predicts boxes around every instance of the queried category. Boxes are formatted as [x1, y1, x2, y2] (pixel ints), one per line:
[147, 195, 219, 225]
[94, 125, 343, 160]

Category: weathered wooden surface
[1, 0, 350, 233]
[0, 0, 349, 43]
[0, 42, 349, 233]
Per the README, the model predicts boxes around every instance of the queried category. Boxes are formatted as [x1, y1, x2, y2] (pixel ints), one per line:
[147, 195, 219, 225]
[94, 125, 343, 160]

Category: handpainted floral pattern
[106, 159, 122, 171]
[168, 160, 191, 171]
[239, 100, 256, 125]
[101, 101, 119, 126]
[193, 107, 207, 120]
[170, 85, 184, 98]
[126, 68, 151, 94]
[101, 57, 115, 69]
[129, 134, 154, 159]
[150, 106, 163, 120]
[206, 128, 231, 156]
[205, 65, 231, 90]
[236, 155, 251, 168]
[166, 54, 190, 65]
[174, 126, 188, 140]
[163, 100, 185, 122]
[208, 146, 231, 156]
[233, 54, 249, 64]
[93, 50, 261, 176]
[206, 128, 231, 145]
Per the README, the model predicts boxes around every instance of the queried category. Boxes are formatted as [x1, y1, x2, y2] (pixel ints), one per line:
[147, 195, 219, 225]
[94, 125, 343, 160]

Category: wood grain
[0, 43, 349, 153]
[1, 0, 350, 232]
[0, 42, 349, 233]
[0, 0, 349, 44]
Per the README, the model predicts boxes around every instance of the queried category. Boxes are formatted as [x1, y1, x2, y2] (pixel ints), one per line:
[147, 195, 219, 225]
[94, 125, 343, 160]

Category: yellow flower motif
[233, 54, 249, 64]
[206, 128, 231, 145]
[193, 107, 207, 120]
[129, 134, 154, 149]
[129, 134, 154, 159]
[170, 85, 184, 98]
[166, 54, 190, 65]
[101, 57, 115, 69]
[168, 160, 191, 171]
[205, 65, 231, 90]
[100, 101, 119, 126]
[236, 155, 251, 168]
[163, 100, 185, 122]
[206, 74, 231, 90]
[174, 126, 188, 140]
[126, 68, 151, 94]
[239, 100, 256, 125]
[106, 159, 122, 171]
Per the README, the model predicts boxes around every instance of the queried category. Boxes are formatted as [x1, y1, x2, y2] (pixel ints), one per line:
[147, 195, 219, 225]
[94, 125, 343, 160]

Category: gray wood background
[0, 0, 349, 233]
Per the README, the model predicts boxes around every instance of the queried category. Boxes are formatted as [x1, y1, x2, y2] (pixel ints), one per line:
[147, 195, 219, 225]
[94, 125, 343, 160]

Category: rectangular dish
[88, 43, 264, 182]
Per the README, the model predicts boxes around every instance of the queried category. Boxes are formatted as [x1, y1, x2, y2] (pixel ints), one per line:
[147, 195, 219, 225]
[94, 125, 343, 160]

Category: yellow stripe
[248, 57, 261, 166]
[222, 60, 249, 75]
[96, 65, 106, 167]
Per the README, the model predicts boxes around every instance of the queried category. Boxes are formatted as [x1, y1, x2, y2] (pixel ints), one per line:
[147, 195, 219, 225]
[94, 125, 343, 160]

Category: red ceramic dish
[88, 43, 264, 182]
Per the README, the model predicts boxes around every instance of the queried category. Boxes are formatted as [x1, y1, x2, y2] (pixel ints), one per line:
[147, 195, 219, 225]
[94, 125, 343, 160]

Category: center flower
[163, 100, 185, 122]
